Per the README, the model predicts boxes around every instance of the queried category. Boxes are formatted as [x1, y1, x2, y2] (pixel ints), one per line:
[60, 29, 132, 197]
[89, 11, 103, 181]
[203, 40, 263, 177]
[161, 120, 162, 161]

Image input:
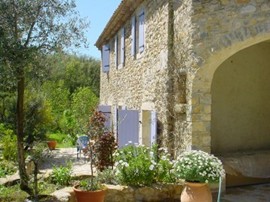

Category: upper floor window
[102, 44, 110, 72]
[115, 27, 125, 69]
[131, 8, 145, 57]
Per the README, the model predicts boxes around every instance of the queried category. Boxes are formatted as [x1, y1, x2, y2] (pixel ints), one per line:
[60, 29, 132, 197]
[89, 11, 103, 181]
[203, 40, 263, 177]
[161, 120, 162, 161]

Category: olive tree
[0, 0, 88, 195]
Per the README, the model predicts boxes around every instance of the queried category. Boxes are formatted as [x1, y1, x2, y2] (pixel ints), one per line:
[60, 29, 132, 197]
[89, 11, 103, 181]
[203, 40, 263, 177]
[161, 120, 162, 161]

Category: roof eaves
[95, 0, 144, 50]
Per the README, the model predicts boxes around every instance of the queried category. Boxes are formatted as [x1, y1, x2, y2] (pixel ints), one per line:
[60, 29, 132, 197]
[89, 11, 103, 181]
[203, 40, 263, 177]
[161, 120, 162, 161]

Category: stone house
[95, 0, 270, 186]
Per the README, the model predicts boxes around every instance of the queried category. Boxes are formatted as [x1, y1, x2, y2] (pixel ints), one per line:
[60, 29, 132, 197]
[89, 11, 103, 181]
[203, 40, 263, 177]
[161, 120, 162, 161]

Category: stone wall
[99, 0, 172, 145]
[99, 0, 270, 155]
[104, 184, 182, 202]
[190, 0, 270, 152]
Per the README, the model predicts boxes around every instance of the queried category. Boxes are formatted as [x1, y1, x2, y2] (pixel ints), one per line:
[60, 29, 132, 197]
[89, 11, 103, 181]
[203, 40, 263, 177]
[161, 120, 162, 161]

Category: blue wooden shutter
[115, 36, 118, 67]
[121, 28, 125, 64]
[102, 44, 110, 72]
[138, 9, 145, 53]
[118, 109, 139, 147]
[131, 16, 136, 56]
[98, 105, 111, 131]
[150, 111, 157, 145]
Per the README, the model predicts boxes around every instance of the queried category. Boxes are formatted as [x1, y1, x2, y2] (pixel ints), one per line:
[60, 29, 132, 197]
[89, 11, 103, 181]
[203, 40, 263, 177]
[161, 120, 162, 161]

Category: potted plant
[173, 150, 225, 202]
[47, 140, 57, 150]
[73, 110, 116, 202]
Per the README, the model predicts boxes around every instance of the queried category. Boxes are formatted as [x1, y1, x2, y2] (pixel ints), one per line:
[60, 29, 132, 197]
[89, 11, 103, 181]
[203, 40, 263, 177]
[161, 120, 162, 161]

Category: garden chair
[76, 135, 89, 159]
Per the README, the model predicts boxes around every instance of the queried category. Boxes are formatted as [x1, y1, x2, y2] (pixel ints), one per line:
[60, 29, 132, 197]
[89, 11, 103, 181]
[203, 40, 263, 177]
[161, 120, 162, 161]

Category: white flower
[149, 164, 155, 170]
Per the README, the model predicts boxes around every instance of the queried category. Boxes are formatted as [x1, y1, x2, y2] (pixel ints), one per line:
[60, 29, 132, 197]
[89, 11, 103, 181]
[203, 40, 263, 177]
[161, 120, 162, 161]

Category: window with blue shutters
[138, 9, 145, 53]
[102, 44, 110, 72]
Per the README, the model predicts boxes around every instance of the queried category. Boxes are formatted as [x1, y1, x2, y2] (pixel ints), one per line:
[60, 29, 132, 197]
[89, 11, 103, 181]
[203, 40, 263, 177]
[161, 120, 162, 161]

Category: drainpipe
[166, 0, 175, 158]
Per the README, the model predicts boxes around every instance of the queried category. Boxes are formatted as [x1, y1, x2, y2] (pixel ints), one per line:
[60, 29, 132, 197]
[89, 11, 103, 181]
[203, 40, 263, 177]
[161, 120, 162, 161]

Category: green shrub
[51, 163, 72, 186]
[97, 168, 117, 185]
[114, 144, 175, 187]
[114, 144, 156, 186]
[0, 160, 16, 177]
[0, 184, 28, 202]
[0, 127, 17, 161]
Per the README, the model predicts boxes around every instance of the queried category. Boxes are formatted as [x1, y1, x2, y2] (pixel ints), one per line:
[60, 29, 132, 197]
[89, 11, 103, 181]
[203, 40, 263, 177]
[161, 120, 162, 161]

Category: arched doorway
[211, 41, 270, 154]
[192, 38, 270, 186]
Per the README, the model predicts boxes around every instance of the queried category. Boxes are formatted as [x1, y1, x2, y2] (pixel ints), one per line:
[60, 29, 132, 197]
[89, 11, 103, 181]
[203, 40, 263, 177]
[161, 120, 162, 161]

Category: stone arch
[191, 33, 270, 154]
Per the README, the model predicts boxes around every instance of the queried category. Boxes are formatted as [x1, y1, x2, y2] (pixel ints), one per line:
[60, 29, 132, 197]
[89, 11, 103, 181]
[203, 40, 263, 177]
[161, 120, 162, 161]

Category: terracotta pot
[73, 186, 106, 202]
[181, 182, 212, 202]
[47, 140, 57, 150]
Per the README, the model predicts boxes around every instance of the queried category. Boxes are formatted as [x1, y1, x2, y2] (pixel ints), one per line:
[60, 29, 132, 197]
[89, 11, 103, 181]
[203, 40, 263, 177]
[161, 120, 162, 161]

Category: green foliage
[114, 144, 156, 186]
[173, 150, 225, 183]
[71, 87, 98, 133]
[45, 53, 100, 96]
[30, 142, 48, 164]
[0, 184, 28, 202]
[155, 147, 176, 183]
[0, 0, 89, 195]
[0, 127, 17, 161]
[24, 89, 53, 144]
[46, 133, 74, 147]
[0, 160, 16, 177]
[51, 163, 72, 186]
[114, 144, 175, 187]
[78, 178, 104, 191]
[97, 168, 118, 185]
[42, 80, 70, 131]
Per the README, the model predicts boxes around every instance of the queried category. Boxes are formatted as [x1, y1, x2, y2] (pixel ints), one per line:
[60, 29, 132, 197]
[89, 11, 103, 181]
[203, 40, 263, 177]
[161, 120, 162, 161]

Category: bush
[0, 160, 16, 177]
[0, 184, 28, 202]
[1, 127, 17, 161]
[94, 132, 117, 171]
[114, 143, 176, 187]
[51, 163, 72, 186]
[173, 150, 225, 183]
[97, 168, 117, 185]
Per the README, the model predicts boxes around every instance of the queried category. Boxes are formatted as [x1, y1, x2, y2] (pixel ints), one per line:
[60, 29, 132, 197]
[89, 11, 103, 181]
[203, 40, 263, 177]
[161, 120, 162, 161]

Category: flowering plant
[173, 150, 225, 183]
[113, 143, 175, 187]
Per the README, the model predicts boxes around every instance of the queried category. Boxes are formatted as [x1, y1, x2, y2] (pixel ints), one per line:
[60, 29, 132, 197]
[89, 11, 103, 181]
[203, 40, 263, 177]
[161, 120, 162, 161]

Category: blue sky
[75, 0, 122, 59]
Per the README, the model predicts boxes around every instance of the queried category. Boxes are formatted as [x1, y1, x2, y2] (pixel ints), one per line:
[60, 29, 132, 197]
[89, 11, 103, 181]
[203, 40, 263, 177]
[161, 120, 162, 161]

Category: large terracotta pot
[181, 182, 212, 202]
[47, 140, 57, 150]
[73, 186, 106, 202]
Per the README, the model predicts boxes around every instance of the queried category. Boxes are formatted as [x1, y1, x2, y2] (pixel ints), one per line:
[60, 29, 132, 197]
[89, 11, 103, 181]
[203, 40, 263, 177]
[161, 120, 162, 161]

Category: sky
[75, 0, 122, 59]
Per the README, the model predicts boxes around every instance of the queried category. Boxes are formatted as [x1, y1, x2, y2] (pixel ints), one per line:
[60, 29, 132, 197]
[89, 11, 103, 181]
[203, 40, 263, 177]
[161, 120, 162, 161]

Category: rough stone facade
[96, 0, 270, 157]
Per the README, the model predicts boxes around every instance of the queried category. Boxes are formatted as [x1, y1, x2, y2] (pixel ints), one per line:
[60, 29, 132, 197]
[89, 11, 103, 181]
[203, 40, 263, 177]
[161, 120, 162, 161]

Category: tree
[0, 0, 88, 195]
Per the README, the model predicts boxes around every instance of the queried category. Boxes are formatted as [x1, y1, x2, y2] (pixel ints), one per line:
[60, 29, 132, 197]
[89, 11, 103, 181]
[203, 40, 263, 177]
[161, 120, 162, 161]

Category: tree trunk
[16, 74, 33, 195]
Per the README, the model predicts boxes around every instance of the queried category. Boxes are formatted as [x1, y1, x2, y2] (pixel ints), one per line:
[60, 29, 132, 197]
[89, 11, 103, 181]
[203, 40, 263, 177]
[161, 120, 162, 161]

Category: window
[131, 8, 145, 57]
[102, 44, 110, 72]
[138, 9, 145, 53]
[115, 27, 125, 69]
